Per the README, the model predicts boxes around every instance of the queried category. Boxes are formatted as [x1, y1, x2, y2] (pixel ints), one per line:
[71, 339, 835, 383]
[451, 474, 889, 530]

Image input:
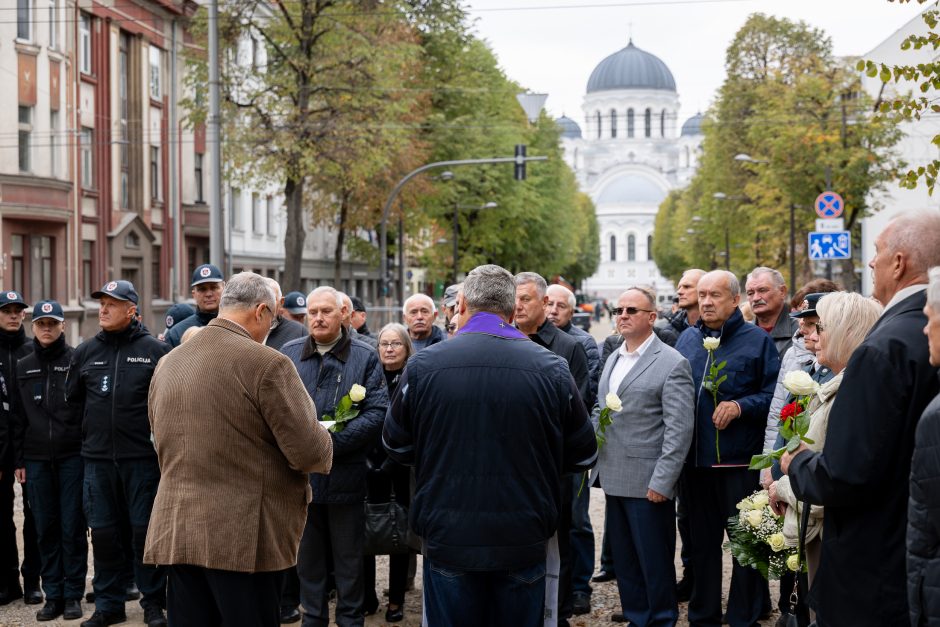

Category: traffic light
[514, 144, 526, 181]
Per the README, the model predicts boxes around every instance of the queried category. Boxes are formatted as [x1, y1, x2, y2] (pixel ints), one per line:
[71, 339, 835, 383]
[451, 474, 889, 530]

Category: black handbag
[784, 501, 813, 627]
[362, 490, 411, 556]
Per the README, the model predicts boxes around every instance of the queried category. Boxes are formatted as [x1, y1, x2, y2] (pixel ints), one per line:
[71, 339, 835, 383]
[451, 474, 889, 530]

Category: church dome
[556, 115, 582, 139]
[586, 41, 676, 93]
[681, 112, 704, 136]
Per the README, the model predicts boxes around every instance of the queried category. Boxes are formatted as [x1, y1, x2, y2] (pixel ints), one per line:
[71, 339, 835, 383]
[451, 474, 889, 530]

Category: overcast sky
[466, 0, 928, 128]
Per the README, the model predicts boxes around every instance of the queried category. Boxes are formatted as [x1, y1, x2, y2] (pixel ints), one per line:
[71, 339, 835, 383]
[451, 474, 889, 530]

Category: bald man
[403, 294, 444, 351]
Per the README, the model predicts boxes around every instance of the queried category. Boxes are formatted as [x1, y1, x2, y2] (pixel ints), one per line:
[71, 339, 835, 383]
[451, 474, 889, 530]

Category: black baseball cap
[0, 290, 27, 309]
[284, 292, 307, 314]
[350, 296, 366, 313]
[790, 292, 827, 319]
[92, 280, 139, 305]
[32, 300, 64, 321]
[165, 303, 196, 329]
[191, 264, 224, 287]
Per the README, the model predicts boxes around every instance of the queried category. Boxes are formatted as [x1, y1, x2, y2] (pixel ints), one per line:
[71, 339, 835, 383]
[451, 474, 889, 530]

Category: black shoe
[80, 610, 127, 627]
[85, 591, 95, 603]
[64, 598, 83, 620]
[143, 605, 167, 627]
[0, 584, 23, 605]
[610, 613, 628, 623]
[592, 570, 616, 583]
[571, 592, 591, 615]
[36, 599, 64, 621]
[675, 575, 693, 603]
[363, 596, 380, 616]
[385, 604, 404, 623]
[25, 585, 44, 605]
[280, 605, 301, 623]
[125, 584, 140, 601]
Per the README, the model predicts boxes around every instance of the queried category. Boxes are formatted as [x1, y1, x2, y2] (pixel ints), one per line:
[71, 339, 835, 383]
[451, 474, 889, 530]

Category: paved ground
[0, 315, 780, 626]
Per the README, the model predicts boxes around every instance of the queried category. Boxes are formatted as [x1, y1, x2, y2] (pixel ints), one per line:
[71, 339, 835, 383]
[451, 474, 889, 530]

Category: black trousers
[685, 467, 767, 627]
[0, 469, 41, 590]
[167, 564, 285, 627]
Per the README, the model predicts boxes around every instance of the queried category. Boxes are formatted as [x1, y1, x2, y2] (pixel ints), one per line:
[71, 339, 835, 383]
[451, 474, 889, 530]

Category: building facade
[558, 40, 703, 304]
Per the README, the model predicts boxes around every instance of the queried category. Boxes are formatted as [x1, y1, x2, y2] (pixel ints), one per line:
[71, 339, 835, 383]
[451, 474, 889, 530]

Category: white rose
[768, 533, 786, 552]
[605, 392, 623, 412]
[703, 337, 720, 351]
[737, 498, 754, 511]
[751, 492, 770, 509]
[783, 370, 818, 397]
[747, 509, 763, 528]
[349, 384, 366, 403]
[786, 554, 801, 572]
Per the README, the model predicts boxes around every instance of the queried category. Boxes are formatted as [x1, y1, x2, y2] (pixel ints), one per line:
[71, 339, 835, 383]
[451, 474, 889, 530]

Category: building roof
[681, 112, 704, 136]
[586, 41, 676, 94]
[556, 115, 582, 139]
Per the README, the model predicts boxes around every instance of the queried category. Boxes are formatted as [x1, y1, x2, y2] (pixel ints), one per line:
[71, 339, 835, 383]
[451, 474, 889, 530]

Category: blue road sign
[808, 231, 851, 260]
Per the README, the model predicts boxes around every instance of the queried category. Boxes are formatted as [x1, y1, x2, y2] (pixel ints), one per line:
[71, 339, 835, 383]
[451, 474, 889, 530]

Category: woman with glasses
[362, 323, 414, 622]
[769, 292, 882, 584]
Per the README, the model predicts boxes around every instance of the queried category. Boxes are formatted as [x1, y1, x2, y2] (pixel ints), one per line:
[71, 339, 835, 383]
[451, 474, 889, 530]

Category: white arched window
[627, 109, 635, 137]
[684, 146, 690, 168]
[627, 234, 636, 261]
[644, 109, 651, 138]
[609, 234, 617, 261]
[610, 109, 617, 138]
[661, 109, 666, 137]
[596, 111, 602, 139]
[647, 234, 654, 260]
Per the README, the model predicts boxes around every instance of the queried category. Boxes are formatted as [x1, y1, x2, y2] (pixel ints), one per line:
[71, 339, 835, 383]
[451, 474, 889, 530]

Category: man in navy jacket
[384, 264, 597, 627]
[675, 270, 779, 627]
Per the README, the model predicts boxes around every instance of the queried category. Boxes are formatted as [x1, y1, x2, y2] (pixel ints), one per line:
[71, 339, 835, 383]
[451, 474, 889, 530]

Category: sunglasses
[445, 323, 457, 333]
[611, 306, 654, 316]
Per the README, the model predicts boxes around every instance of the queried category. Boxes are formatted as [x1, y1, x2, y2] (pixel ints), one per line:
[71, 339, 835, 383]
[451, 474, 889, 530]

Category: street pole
[725, 226, 731, 270]
[207, 0, 224, 271]
[790, 203, 796, 291]
[452, 202, 459, 285]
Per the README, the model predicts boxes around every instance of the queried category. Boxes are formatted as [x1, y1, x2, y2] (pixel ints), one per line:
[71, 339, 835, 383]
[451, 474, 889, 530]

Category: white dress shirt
[608, 332, 655, 394]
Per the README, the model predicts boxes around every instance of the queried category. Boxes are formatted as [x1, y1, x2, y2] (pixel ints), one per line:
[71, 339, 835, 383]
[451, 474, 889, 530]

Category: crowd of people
[0, 209, 938, 627]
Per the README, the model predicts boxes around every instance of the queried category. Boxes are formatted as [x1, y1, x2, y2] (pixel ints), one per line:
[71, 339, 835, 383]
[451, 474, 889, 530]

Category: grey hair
[263, 277, 282, 301]
[464, 264, 516, 317]
[747, 266, 786, 290]
[338, 291, 353, 310]
[514, 272, 548, 298]
[402, 293, 436, 315]
[307, 286, 344, 309]
[886, 210, 940, 275]
[701, 270, 741, 299]
[815, 292, 882, 369]
[546, 284, 576, 309]
[625, 285, 657, 310]
[928, 267, 940, 309]
[376, 323, 415, 361]
[219, 272, 276, 311]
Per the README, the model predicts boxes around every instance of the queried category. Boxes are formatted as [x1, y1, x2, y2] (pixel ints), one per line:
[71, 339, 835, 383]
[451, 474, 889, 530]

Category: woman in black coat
[362, 323, 414, 623]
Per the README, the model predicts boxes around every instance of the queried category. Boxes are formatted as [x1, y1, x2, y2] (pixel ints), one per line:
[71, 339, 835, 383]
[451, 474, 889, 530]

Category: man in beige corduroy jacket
[144, 271, 333, 626]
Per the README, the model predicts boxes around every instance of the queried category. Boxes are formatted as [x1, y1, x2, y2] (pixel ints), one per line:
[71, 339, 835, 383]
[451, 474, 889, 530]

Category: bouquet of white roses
[724, 489, 801, 580]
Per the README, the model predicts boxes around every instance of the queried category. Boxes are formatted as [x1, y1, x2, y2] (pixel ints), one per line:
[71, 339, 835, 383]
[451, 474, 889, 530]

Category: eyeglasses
[379, 341, 405, 350]
[261, 304, 278, 330]
[611, 306, 654, 316]
[445, 323, 456, 333]
[814, 322, 826, 334]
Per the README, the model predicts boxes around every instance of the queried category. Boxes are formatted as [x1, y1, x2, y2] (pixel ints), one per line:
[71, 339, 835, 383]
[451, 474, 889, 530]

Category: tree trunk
[282, 177, 307, 292]
[332, 192, 349, 286]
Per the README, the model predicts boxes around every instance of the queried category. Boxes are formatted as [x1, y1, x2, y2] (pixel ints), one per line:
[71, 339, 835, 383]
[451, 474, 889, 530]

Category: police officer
[163, 264, 224, 347]
[157, 303, 195, 342]
[0, 290, 42, 606]
[282, 291, 307, 325]
[67, 281, 170, 627]
[13, 301, 86, 621]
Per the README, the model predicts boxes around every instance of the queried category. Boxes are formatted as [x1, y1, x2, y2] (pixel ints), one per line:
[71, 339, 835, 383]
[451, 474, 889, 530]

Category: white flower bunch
[726, 489, 801, 580]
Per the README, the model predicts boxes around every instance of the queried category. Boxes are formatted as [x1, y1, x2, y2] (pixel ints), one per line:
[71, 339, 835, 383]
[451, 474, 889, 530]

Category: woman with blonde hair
[769, 292, 883, 584]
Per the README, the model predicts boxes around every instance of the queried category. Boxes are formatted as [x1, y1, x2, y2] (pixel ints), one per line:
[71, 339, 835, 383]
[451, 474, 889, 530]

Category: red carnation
[780, 401, 801, 423]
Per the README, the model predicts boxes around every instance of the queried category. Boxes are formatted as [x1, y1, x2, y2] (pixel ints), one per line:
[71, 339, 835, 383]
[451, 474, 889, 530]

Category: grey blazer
[592, 333, 694, 499]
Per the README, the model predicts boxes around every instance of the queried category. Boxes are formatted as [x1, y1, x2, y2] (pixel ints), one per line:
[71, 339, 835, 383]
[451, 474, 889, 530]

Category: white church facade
[558, 41, 704, 304]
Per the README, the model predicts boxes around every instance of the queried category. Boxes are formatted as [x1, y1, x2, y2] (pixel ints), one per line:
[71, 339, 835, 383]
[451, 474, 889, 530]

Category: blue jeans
[570, 474, 594, 595]
[25, 458, 87, 601]
[423, 558, 545, 627]
[83, 458, 165, 613]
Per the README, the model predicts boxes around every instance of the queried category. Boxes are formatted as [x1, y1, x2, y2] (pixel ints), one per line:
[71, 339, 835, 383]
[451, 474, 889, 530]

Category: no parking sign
[815, 191, 844, 219]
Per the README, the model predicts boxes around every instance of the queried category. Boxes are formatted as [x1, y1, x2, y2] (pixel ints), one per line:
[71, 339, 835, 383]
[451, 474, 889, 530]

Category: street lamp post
[713, 193, 747, 271]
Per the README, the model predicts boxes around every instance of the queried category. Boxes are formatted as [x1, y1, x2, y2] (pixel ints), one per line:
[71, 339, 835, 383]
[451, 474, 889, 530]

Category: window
[252, 193, 261, 234]
[151, 245, 162, 298]
[595, 111, 601, 139]
[79, 13, 91, 74]
[266, 197, 276, 235]
[661, 109, 666, 137]
[50, 110, 59, 177]
[648, 234, 654, 261]
[644, 109, 651, 138]
[10, 235, 53, 301]
[17, 0, 31, 40]
[120, 173, 129, 208]
[627, 108, 634, 138]
[628, 234, 636, 261]
[194, 153, 204, 202]
[149, 46, 162, 99]
[48, 0, 58, 48]
[610, 109, 617, 139]
[126, 232, 140, 249]
[10, 236, 24, 295]
[609, 235, 616, 262]
[80, 127, 93, 188]
[19, 106, 32, 173]
[82, 241, 94, 298]
[250, 36, 260, 69]
[229, 187, 242, 230]
[150, 146, 160, 200]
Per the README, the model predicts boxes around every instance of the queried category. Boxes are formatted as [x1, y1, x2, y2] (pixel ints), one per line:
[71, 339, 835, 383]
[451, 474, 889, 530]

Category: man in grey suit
[594, 287, 695, 626]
